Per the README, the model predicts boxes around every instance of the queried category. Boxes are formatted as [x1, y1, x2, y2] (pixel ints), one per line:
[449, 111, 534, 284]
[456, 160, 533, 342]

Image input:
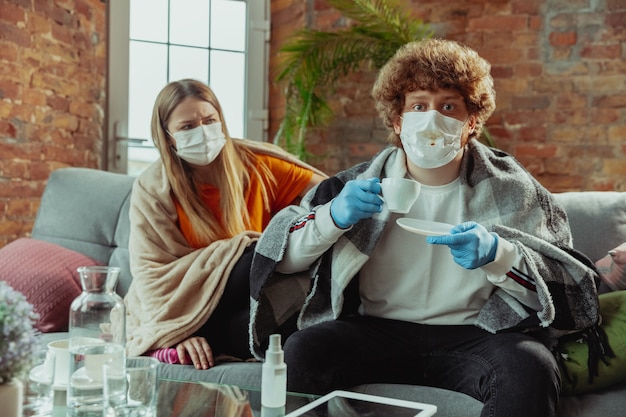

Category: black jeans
[194, 243, 256, 359]
[284, 315, 560, 417]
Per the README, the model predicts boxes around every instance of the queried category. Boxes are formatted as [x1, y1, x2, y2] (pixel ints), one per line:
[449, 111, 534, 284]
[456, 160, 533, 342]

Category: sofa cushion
[0, 238, 100, 332]
[596, 242, 626, 291]
[30, 168, 135, 298]
[559, 290, 626, 395]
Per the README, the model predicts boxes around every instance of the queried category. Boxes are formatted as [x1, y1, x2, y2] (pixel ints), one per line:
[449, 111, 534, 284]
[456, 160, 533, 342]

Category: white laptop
[285, 390, 437, 417]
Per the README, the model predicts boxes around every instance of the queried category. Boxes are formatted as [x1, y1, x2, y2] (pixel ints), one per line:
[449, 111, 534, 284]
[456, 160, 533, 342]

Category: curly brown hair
[372, 38, 496, 145]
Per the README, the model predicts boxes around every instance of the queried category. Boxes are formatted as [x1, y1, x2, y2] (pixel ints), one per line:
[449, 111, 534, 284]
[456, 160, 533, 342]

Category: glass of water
[103, 357, 159, 417]
[23, 348, 55, 417]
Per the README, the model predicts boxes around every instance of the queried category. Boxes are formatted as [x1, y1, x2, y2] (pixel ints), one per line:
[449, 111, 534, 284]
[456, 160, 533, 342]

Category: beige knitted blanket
[123, 138, 324, 357]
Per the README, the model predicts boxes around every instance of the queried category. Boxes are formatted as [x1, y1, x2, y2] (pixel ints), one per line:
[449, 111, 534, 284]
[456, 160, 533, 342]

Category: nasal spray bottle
[261, 334, 287, 417]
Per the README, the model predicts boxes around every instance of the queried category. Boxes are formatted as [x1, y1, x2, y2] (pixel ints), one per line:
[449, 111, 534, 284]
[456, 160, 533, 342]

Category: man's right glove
[330, 178, 383, 229]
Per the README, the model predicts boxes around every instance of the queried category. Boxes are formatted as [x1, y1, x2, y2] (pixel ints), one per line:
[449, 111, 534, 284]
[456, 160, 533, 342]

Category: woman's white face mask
[172, 122, 226, 166]
[399, 111, 465, 169]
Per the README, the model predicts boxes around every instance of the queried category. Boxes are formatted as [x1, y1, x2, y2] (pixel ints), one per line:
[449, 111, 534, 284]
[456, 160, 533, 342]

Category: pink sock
[147, 348, 180, 364]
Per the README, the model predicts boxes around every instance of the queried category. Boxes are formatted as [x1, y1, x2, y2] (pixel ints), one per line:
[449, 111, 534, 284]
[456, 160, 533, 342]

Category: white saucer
[30, 365, 68, 390]
[396, 218, 453, 236]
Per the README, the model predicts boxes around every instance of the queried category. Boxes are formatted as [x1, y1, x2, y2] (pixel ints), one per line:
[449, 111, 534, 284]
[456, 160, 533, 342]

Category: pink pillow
[0, 238, 101, 332]
[596, 242, 626, 291]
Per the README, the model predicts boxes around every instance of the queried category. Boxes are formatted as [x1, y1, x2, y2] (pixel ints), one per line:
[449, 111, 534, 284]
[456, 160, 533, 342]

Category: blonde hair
[372, 38, 496, 146]
[151, 79, 274, 245]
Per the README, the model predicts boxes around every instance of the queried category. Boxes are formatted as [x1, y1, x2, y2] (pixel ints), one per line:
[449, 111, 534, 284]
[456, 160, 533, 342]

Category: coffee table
[51, 377, 318, 417]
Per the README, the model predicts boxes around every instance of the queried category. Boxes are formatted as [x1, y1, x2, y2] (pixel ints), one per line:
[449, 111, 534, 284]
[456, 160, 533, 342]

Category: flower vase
[0, 379, 23, 417]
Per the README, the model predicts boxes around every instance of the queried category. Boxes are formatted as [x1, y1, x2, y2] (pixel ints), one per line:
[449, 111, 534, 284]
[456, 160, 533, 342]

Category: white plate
[396, 218, 453, 236]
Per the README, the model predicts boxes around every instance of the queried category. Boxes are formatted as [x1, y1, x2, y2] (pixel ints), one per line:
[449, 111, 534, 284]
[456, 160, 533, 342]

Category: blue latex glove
[330, 178, 383, 229]
[426, 221, 498, 269]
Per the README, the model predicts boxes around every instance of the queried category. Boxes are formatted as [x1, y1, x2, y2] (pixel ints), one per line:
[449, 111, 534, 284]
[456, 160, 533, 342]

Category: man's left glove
[427, 221, 498, 269]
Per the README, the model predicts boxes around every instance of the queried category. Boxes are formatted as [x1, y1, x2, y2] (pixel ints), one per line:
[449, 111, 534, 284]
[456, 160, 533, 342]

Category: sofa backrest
[31, 167, 135, 297]
[554, 192, 626, 262]
[30, 168, 626, 298]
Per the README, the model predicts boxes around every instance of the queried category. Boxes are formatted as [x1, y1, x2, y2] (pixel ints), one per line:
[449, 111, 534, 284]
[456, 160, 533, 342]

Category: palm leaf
[273, 0, 433, 160]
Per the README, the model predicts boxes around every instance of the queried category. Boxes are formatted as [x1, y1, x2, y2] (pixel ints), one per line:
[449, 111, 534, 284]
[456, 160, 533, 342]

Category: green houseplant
[0, 281, 39, 384]
[0, 281, 40, 417]
[273, 0, 433, 160]
[273, 0, 497, 161]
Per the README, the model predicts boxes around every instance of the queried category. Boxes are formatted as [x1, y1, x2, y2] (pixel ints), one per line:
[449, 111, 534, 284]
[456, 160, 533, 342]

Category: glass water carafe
[67, 266, 126, 416]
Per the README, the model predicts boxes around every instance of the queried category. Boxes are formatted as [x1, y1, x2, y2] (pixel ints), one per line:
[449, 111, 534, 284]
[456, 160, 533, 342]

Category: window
[106, 0, 269, 175]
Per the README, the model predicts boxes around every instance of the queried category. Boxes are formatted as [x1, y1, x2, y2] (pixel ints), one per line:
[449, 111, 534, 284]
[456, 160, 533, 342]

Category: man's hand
[330, 178, 383, 229]
[176, 336, 214, 369]
[427, 221, 498, 269]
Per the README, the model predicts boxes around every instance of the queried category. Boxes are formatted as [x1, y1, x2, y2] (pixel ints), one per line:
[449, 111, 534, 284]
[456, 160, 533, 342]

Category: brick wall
[0, 0, 624, 246]
[0, 0, 105, 246]
[269, 0, 626, 192]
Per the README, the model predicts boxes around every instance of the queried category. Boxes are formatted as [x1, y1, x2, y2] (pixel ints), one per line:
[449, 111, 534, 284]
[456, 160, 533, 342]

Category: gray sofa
[31, 167, 626, 416]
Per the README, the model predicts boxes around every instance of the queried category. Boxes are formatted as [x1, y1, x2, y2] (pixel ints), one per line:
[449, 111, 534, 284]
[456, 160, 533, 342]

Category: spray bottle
[261, 334, 287, 416]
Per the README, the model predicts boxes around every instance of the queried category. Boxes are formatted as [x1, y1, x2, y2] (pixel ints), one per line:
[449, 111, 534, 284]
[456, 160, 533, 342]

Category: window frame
[104, 0, 270, 174]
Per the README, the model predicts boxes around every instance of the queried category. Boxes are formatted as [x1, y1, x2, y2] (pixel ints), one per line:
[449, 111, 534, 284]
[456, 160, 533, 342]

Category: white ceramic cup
[380, 178, 421, 214]
[47, 339, 70, 388]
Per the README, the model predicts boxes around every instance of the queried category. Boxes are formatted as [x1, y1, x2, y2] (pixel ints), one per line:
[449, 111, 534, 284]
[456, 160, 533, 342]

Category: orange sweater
[176, 153, 313, 248]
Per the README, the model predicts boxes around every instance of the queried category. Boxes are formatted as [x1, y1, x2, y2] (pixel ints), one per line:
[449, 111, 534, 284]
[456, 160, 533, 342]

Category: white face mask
[399, 111, 465, 169]
[172, 123, 226, 166]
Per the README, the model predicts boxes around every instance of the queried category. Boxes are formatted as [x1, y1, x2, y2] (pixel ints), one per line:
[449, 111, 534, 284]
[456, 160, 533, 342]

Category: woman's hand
[175, 336, 215, 369]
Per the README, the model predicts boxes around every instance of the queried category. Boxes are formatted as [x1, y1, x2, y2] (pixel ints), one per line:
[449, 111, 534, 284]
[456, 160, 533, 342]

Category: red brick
[554, 109, 589, 125]
[512, 95, 551, 109]
[608, 125, 626, 143]
[515, 144, 558, 158]
[0, 3, 26, 25]
[556, 93, 587, 108]
[0, 41, 19, 61]
[51, 21, 74, 45]
[592, 94, 626, 108]
[581, 43, 622, 59]
[0, 120, 21, 139]
[6, 199, 31, 217]
[23, 89, 47, 106]
[606, 11, 626, 29]
[517, 126, 548, 142]
[549, 31, 577, 46]
[528, 15, 542, 30]
[589, 108, 621, 124]
[607, 0, 626, 12]
[468, 15, 528, 31]
[492, 65, 514, 78]
[604, 160, 626, 176]
[0, 21, 30, 46]
[512, 0, 543, 14]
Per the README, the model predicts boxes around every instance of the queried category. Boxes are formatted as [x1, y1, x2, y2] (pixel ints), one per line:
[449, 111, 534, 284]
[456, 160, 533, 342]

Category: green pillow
[559, 290, 626, 395]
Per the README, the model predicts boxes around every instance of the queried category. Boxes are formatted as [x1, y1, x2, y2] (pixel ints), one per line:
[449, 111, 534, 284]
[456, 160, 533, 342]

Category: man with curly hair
[250, 39, 605, 417]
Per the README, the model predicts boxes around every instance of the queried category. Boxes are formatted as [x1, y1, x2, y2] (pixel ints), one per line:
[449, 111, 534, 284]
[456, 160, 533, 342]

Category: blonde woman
[123, 79, 325, 369]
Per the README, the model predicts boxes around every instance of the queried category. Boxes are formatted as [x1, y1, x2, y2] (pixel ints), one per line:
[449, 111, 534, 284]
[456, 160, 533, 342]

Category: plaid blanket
[249, 140, 603, 361]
